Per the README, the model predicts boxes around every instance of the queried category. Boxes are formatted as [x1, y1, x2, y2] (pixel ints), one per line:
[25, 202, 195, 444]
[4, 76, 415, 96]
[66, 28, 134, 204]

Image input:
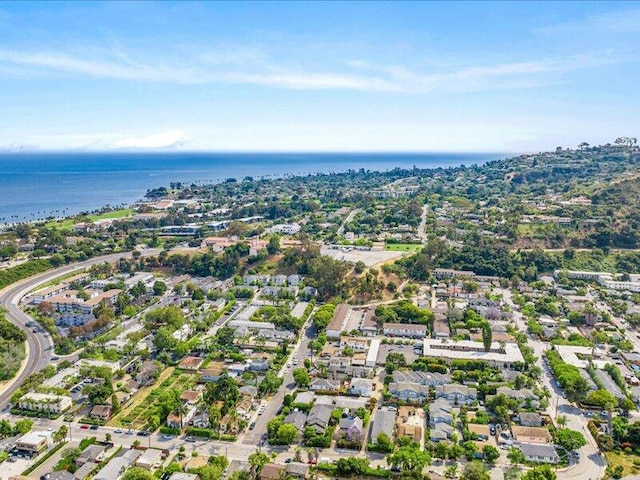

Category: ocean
[0, 152, 502, 223]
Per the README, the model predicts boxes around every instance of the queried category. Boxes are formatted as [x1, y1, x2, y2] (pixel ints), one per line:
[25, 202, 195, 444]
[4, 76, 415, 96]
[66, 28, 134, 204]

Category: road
[336, 209, 360, 236]
[498, 287, 607, 480]
[0, 249, 159, 409]
[417, 204, 428, 243]
[242, 318, 316, 446]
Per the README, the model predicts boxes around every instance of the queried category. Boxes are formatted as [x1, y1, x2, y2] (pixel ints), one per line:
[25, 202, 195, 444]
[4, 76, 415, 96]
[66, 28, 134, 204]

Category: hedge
[22, 441, 66, 475]
[184, 427, 236, 442]
[0, 259, 53, 290]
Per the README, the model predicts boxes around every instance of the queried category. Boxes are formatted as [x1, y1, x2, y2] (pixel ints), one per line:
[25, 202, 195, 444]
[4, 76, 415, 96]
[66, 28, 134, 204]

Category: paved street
[0, 248, 160, 410]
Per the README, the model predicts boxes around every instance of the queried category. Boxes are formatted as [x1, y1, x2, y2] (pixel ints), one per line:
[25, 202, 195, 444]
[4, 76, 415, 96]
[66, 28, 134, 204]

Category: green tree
[375, 432, 394, 453]
[482, 445, 500, 464]
[248, 451, 270, 475]
[387, 445, 431, 472]
[521, 465, 557, 480]
[153, 281, 167, 295]
[507, 447, 525, 466]
[554, 429, 586, 452]
[461, 461, 490, 480]
[122, 467, 156, 480]
[13, 419, 33, 435]
[277, 423, 299, 444]
[293, 368, 311, 387]
[481, 321, 492, 352]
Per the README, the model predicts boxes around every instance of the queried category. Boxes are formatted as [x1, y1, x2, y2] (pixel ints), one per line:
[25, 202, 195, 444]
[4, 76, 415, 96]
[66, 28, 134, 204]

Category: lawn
[45, 208, 133, 229]
[384, 243, 423, 252]
[605, 450, 640, 477]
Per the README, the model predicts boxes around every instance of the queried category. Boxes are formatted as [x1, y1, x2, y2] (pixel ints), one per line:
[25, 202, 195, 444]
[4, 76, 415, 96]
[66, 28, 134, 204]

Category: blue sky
[0, 1, 639, 152]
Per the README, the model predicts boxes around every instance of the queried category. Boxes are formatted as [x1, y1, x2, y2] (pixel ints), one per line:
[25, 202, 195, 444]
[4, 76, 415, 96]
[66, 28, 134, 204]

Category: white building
[18, 392, 72, 414]
[422, 339, 524, 368]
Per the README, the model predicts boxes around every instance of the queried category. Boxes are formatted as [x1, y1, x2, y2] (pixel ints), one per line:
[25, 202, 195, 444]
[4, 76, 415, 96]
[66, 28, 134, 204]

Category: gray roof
[169, 474, 201, 480]
[286, 462, 310, 476]
[307, 404, 334, 428]
[47, 472, 75, 480]
[519, 443, 559, 459]
[93, 448, 142, 480]
[518, 412, 542, 424]
[285, 411, 308, 432]
[370, 409, 396, 441]
[339, 416, 363, 431]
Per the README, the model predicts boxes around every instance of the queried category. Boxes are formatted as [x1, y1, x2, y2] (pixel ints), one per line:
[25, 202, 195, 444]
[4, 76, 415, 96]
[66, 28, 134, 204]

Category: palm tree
[173, 403, 189, 430]
[557, 415, 568, 428]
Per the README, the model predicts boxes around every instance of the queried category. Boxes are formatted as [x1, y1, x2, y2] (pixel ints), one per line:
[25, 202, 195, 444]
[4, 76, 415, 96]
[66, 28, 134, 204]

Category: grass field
[384, 243, 423, 252]
[45, 208, 133, 230]
[604, 451, 640, 477]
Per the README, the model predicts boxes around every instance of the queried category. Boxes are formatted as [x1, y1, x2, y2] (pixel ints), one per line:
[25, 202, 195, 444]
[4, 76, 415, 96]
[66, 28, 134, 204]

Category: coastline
[0, 152, 504, 226]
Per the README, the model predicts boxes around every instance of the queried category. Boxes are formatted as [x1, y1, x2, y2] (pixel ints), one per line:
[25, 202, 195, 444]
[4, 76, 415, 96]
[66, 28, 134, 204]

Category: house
[169, 474, 201, 480]
[178, 356, 204, 371]
[46, 472, 75, 480]
[388, 382, 430, 402]
[135, 360, 161, 386]
[430, 422, 454, 442]
[94, 448, 142, 480]
[17, 392, 72, 414]
[89, 404, 113, 421]
[428, 400, 453, 427]
[467, 423, 491, 441]
[136, 448, 163, 470]
[306, 405, 334, 434]
[370, 409, 396, 442]
[286, 462, 310, 480]
[250, 359, 270, 372]
[495, 387, 539, 408]
[284, 411, 308, 434]
[434, 384, 477, 404]
[511, 426, 553, 444]
[519, 412, 543, 427]
[310, 378, 341, 392]
[383, 323, 427, 338]
[392, 370, 451, 387]
[167, 390, 202, 428]
[260, 463, 287, 480]
[200, 367, 223, 383]
[519, 443, 560, 464]
[338, 416, 364, 441]
[327, 304, 351, 339]
[396, 407, 424, 442]
[76, 444, 107, 465]
[340, 337, 369, 351]
[349, 378, 373, 397]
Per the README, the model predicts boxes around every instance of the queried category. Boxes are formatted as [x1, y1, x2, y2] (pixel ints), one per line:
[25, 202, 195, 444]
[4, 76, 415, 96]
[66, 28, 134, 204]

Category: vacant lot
[321, 246, 409, 267]
[384, 243, 423, 252]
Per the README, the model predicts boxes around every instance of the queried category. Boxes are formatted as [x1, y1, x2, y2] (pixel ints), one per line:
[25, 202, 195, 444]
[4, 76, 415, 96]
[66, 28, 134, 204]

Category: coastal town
[1, 141, 640, 480]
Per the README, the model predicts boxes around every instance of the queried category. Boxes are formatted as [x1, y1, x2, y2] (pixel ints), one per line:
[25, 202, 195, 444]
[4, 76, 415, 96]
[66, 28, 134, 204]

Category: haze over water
[0, 152, 501, 223]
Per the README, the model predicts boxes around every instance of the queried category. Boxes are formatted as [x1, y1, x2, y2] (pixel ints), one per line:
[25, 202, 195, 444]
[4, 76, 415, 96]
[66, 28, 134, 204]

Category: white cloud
[110, 130, 188, 150]
[0, 46, 627, 94]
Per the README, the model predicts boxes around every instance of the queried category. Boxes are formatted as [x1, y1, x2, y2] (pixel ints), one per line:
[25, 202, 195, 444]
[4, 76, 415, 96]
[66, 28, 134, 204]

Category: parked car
[249, 422, 256, 430]
[80, 424, 90, 430]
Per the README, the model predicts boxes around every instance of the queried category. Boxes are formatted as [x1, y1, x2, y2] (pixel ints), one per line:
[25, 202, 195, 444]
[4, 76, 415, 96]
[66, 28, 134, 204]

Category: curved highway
[0, 250, 158, 409]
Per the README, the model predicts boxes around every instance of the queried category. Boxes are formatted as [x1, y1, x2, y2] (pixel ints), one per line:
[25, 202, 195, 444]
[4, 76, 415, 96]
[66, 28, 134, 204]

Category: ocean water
[0, 152, 502, 223]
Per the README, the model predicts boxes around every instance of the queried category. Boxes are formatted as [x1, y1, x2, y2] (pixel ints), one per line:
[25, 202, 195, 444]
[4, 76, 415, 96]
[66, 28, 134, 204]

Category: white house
[349, 378, 373, 397]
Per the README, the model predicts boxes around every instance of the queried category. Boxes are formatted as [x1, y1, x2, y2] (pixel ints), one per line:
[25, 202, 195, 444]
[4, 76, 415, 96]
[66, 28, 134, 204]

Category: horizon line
[0, 149, 515, 156]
